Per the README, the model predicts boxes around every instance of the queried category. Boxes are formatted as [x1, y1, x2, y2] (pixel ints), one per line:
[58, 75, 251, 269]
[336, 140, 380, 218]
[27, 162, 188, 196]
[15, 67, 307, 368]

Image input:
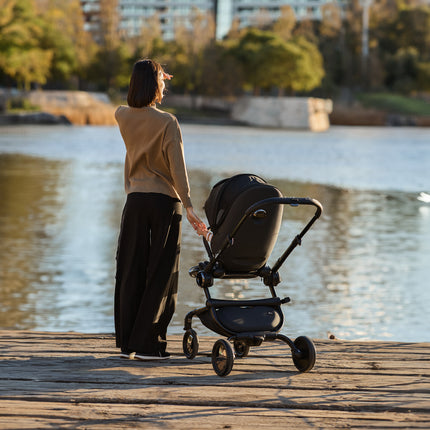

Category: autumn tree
[249, 8, 272, 30]
[168, 8, 215, 95]
[35, 0, 96, 88]
[0, 0, 52, 89]
[87, 0, 131, 90]
[132, 12, 163, 57]
[271, 6, 296, 41]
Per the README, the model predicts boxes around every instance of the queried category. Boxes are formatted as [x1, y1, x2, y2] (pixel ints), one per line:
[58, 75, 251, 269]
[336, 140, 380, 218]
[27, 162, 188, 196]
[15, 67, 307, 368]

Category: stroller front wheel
[183, 329, 199, 359]
[292, 336, 316, 373]
[212, 339, 234, 377]
[233, 340, 250, 358]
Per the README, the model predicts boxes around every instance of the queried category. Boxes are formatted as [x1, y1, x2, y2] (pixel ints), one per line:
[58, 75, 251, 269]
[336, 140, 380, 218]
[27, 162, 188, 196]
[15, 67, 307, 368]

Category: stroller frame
[183, 196, 323, 377]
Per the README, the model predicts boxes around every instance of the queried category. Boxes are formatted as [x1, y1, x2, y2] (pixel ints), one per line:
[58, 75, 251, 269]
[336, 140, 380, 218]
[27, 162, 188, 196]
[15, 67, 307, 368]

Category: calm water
[0, 124, 429, 342]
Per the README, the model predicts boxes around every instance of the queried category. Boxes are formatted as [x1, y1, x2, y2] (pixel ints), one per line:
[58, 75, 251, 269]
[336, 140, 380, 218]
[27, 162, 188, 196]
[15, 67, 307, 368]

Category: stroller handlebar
[211, 196, 323, 276]
[243, 197, 323, 219]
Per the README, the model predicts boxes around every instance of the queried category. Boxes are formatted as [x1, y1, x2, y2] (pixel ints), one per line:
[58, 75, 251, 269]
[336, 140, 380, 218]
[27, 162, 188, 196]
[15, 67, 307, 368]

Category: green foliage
[0, 0, 53, 89]
[7, 95, 39, 111]
[385, 47, 419, 93]
[357, 92, 430, 115]
[87, 43, 132, 91]
[367, 0, 430, 91]
[0, 0, 429, 98]
[227, 29, 324, 94]
[416, 62, 430, 91]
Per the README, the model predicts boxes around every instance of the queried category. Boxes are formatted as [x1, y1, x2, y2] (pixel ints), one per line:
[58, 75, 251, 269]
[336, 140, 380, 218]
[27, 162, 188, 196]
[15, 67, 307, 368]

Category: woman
[114, 59, 206, 360]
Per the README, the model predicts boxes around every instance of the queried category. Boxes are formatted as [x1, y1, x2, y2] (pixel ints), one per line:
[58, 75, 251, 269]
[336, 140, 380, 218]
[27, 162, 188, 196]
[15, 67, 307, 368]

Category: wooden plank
[0, 331, 429, 429]
[0, 401, 429, 429]
[1, 379, 429, 413]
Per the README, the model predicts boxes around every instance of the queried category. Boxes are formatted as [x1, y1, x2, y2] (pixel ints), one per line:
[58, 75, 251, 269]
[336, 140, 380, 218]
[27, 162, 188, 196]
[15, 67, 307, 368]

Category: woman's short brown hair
[127, 59, 165, 108]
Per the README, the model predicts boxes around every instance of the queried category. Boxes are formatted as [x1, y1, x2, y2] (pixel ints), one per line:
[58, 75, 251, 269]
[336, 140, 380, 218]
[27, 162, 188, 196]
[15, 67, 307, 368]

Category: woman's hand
[186, 207, 207, 236]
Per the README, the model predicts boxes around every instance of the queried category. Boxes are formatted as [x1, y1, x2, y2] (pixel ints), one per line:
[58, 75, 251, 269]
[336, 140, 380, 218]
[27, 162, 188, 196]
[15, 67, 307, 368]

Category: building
[119, 0, 215, 39]
[81, 0, 216, 41]
[218, 0, 349, 38]
[80, 0, 345, 42]
[81, 0, 101, 37]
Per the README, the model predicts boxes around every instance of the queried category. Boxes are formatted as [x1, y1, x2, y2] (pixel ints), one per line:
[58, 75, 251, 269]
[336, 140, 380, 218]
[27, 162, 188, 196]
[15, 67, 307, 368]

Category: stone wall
[165, 94, 333, 131]
[231, 96, 333, 132]
[27, 90, 116, 125]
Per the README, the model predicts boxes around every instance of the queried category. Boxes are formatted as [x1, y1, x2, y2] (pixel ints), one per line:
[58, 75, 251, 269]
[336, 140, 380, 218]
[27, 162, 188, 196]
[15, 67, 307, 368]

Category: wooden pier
[0, 330, 429, 429]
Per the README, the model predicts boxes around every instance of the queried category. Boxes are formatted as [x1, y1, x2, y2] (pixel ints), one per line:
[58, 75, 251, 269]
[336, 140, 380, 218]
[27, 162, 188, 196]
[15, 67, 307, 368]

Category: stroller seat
[183, 174, 323, 377]
[205, 174, 284, 273]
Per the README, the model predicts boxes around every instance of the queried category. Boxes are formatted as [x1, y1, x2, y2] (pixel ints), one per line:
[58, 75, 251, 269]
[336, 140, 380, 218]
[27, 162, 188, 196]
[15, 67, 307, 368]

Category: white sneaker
[135, 352, 170, 361]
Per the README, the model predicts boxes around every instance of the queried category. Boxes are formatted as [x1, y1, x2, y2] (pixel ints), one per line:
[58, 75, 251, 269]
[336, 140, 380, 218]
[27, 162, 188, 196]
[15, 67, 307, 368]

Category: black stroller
[183, 174, 323, 377]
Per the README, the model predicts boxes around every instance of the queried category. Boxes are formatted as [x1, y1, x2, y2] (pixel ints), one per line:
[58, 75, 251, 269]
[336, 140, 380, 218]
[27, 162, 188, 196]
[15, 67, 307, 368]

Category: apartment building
[80, 0, 343, 41]
[119, 0, 215, 39]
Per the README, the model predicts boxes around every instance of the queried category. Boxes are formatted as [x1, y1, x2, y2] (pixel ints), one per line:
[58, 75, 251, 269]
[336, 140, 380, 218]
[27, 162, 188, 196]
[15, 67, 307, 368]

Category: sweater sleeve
[164, 118, 192, 208]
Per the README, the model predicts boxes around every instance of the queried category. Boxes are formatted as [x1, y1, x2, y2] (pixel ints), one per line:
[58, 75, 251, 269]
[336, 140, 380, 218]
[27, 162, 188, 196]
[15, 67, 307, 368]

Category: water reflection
[0, 154, 123, 331]
[0, 153, 428, 341]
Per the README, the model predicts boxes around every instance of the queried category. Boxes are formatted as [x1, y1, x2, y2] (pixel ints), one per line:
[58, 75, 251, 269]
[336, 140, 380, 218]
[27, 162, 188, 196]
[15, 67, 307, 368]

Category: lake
[0, 124, 429, 342]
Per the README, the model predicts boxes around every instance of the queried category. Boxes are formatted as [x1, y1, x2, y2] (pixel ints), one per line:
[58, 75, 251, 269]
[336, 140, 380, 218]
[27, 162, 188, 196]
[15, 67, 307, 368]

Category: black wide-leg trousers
[114, 192, 182, 354]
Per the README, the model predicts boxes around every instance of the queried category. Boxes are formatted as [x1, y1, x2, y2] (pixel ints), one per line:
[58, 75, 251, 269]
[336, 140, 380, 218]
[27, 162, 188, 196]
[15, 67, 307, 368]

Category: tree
[198, 41, 243, 96]
[369, 0, 430, 92]
[168, 8, 215, 95]
[316, 3, 345, 93]
[229, 29, 324, 95]
[132, 13, 163, 56]
[319, 3, 342, 39]
[271, 5, 296, 41]
[416, 61, 430, 91]
[286, 37, 325, 93]
[293, 17, 317, 44]
[342, 0, 365, 86]
[87, 0, 131, 90]
[0, 0, 52, 89]
[35, 0, 96, 87]
[249, 8, 272, 30]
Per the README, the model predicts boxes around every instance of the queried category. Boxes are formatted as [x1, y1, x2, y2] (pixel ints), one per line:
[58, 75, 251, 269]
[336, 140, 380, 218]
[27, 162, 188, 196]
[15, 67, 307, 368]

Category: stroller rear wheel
[292, 336, 316, 372]
[183, 329, 199, 359]
[233, 340, 250, 358]
[212, 339, 234, 377]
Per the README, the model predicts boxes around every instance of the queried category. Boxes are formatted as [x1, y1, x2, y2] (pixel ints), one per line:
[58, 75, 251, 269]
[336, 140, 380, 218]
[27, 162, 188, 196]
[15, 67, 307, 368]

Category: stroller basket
[183, 174, 323, 377]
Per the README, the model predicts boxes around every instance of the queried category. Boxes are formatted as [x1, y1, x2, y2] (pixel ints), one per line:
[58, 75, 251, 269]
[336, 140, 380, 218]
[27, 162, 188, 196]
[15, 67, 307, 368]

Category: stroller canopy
[204, 174, 283, 272]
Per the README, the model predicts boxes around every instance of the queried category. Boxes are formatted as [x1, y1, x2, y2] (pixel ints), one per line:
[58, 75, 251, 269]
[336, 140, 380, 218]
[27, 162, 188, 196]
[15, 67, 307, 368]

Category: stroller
[183, 174, 323, 377]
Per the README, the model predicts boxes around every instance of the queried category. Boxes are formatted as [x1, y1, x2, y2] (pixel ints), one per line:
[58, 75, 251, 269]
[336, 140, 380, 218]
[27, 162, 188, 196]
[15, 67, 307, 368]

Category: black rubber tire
[183, 329, 199, 359]
[233, 340, 250, 358]
[211, 339, 234, 377]
[292, 336, 316, 372]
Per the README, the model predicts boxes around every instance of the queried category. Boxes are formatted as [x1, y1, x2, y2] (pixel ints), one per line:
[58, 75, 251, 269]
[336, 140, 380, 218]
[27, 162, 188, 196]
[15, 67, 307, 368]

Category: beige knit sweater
[115, 105, 192, 208]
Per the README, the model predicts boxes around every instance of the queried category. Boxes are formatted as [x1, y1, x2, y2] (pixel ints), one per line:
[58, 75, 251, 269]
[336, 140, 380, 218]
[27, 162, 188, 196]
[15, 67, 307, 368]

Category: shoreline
[1, 108, 429, 127]
[1, 90, 428, 127]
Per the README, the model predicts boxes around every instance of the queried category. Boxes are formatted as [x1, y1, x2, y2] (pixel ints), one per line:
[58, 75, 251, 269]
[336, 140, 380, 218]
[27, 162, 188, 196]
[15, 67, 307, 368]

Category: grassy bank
[356, 92, 430, 116]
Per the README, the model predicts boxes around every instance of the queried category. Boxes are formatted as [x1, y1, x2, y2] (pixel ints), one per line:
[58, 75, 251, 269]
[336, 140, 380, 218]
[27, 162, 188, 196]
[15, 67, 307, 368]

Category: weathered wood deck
[0, 330, 429, 429]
